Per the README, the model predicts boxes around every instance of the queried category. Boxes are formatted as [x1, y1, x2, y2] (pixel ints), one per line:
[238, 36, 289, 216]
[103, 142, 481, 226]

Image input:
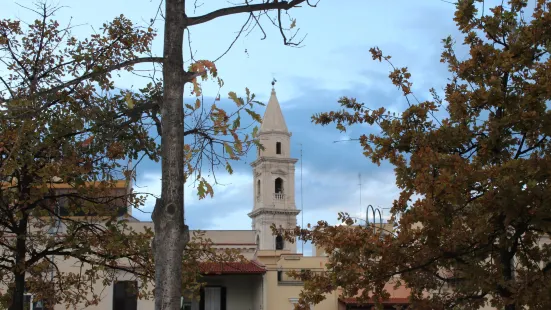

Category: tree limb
[186, 0, 308, 26]
[0, 57, 164, 105]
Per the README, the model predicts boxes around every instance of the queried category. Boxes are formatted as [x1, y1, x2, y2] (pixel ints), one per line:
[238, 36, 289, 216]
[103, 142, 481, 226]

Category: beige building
[11, 87, 336, 310]
[12, 87, 413, 310]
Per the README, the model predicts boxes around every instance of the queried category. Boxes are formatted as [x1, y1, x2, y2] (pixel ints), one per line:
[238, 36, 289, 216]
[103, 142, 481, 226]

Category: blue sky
[4, 0, 483, 254]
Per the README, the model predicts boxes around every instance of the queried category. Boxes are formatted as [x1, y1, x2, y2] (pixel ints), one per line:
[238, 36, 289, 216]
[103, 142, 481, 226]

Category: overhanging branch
[186, 0, 308, 26]
[1, 57, 164, 105]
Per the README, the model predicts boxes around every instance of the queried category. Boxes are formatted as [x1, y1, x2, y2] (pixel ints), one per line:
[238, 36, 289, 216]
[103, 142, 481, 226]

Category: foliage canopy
[289, 1, 551, 309]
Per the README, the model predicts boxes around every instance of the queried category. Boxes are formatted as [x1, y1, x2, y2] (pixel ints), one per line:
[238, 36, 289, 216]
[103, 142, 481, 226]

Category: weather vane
[272, 78, 277, 87]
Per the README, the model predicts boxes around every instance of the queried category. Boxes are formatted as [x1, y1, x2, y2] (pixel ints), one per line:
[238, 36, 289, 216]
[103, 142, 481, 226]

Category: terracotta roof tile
[339, 297, 410, 305]
[199, 261, 266, 275]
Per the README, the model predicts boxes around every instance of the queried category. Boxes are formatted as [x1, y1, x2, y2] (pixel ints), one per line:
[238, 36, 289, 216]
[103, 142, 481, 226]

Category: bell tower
[248, 83, 300, 252]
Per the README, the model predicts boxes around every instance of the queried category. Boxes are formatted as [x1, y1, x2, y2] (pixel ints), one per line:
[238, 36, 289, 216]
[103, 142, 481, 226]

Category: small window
[23, 294, 48, 310]
[277, 270, 283, 282]
[257, 180, 261, 197]
[180, 296, 194, 310]
[199, 287, 226, 310]
[276, 235, 284, 250]
[276, 142, 282, 154]
[113, 281, 137, 310]
[275, 178, 283, 194]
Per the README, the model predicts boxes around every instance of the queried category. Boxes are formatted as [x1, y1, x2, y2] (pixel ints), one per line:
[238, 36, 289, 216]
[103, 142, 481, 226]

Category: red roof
[339, 297, 410, 305]
[199, 261, 266, 275]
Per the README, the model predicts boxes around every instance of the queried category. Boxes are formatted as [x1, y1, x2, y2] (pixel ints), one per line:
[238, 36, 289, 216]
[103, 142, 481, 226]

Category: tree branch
[186, 0, 308, 26]
[0, 57, 163, 105]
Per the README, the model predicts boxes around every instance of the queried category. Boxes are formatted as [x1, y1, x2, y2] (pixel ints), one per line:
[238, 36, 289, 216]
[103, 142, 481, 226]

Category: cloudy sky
[4, 0, 495, 254]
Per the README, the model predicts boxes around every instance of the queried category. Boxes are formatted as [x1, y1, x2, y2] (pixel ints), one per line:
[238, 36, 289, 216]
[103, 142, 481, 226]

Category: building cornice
[250, 156, 298, 168]
[248, 207, 301, 218]
[258, 130, 292, 137]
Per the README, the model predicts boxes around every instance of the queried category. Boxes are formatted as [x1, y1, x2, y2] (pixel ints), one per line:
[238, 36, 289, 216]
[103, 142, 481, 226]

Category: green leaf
[125, 93, 134, 108]
[224, 143, 235, 158]
[228, 91, 239, 104]
[245, 87, 251, 102]
[225, 162, 234, 174]
[232, 115, 241, 130]
[197, 181, 206, 199]
[246, 108, 262, 123]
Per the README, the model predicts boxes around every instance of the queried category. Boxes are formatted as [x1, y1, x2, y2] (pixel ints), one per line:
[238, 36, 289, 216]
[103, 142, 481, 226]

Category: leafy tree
[0, 3, 159, 309]
[0, 2, 250, 309]
[288, 1, 551, 309]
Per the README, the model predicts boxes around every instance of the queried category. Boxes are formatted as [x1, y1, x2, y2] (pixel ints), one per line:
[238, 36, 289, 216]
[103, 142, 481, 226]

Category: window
[256, 235, 260, 250]
[23, 294, 47, 310]
[277, 270, 283, 281]
[113, 281, 137, 310]
[180, 296, 197, 310]
[180, 297, 192, 310]
[199, 286, 226, 310]
[24, 294, 32, 310]
[276, 142, 282, 154]
[257, 180, 261, 197]
[275, 178, 283, 194]
[276, 235, 284, 250]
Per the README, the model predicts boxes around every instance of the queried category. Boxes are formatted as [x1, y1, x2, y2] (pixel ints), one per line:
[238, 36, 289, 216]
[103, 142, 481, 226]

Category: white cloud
[207, 208, 252, 230]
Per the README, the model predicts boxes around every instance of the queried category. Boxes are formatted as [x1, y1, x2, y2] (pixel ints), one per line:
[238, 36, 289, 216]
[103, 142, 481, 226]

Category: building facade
[13, 87, 412, 310]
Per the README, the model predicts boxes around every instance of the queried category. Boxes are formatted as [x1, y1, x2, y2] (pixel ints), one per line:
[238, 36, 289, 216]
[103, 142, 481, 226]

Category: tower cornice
[250, 156, 298, 168]
[258, 130, 292, 137]
[248, 207, 301, 219]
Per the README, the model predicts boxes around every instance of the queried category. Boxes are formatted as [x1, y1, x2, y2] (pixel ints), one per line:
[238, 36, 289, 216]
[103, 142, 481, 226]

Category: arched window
[275, 178, 283, 194]
[257, 180, 261, 197]
[276, 142, 282, 154]
[275, 235, 284, 250]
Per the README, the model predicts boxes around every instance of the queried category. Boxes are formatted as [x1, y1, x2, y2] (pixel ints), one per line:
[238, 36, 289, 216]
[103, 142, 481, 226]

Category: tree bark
[9, 218, 28, 310]
[151, 0, 189, 310]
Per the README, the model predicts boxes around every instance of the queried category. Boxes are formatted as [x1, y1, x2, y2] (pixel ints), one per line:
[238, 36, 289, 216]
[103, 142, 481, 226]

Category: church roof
[259, 88, 289, 133]
[199, 261, 266, 275]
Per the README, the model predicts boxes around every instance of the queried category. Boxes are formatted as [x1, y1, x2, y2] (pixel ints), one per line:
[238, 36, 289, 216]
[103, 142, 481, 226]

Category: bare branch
[186, 0, 307, 26]
[0, 57, 163, 105]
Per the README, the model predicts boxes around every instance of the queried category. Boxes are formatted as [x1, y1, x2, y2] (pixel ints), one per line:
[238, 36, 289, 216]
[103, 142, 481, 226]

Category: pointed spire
[259, 82, 289, 134]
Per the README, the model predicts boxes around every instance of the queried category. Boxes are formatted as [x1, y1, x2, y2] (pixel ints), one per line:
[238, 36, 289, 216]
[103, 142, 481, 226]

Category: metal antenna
[300, 143, 304, 254]
[358, 173, 362, 221]
[366, 204, 384, 237]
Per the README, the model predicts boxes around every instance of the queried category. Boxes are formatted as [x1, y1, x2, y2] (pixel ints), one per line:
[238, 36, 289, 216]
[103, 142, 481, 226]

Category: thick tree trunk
[9, 219, 28, 310]
[9, 271, 25, 310]
[151, 1, 189, 310]
[499, 240, 515, 310]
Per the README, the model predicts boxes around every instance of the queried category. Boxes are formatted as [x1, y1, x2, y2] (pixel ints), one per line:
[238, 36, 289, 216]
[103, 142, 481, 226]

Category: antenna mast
[358, 173, 362, 222]
[300, 143, 304, 254]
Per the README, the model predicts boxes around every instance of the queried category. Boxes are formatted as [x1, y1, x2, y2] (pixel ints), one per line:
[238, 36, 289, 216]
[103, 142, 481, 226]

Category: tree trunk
[499, 241, 515, 310]
[9, 219, 28, 310]
[151, 0, 189, 310]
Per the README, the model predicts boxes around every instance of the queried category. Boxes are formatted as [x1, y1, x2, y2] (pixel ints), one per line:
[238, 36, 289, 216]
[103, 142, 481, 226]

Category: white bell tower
[248, 83, 300, 252]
